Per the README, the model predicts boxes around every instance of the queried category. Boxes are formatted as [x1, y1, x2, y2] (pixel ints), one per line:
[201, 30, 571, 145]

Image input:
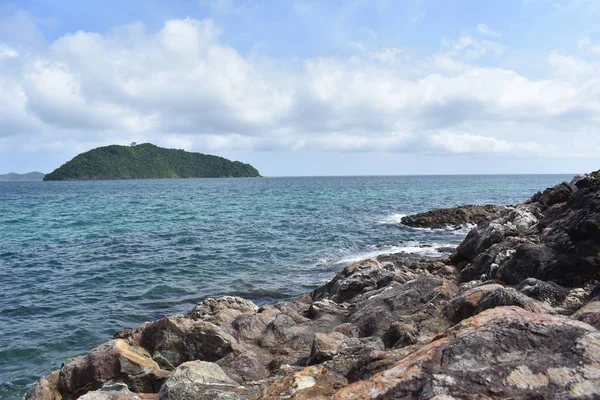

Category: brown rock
[334, 306, 600, 399]
[572, 296, 600, 329]
[57, 339, 167, 399]
[444, 283, 555, 324]
[261, 365, 347, 400]
[186, 296, 258, 325]
[26, 371, 61, 400]
[141, 317, 239, 370]
[308, 332, 348, 364]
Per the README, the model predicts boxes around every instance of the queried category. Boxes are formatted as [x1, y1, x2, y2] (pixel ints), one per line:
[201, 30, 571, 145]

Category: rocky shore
[28, 173, 600, 399]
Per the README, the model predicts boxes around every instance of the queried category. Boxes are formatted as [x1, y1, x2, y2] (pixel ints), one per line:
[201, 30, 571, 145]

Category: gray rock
[158, 361, 256, 400]
[401, 204, 505, 229]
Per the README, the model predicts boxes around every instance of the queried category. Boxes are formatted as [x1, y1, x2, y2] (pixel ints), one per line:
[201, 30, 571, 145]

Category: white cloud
[0, 14, 599, 160]
[577, 37, 600, 55]
[476, 23, 501, 37]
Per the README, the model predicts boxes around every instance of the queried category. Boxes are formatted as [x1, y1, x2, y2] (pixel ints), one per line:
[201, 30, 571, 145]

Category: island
[43, 143, 260, 181]
[0, 172, 45, 181]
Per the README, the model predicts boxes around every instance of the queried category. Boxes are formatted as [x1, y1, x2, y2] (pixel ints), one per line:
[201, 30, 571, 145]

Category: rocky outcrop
[453, 175, 600, 287]
[401, 204, 505, 229]
[28, 174, 600, 399]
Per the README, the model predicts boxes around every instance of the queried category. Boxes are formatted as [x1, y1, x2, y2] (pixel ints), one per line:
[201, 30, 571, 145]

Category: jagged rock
[57, 339, 167, 400]
[308, 332, 348, 364]
[321, 337, 385, 377]
[78, 383, 151, 400]
[334, 306, 600, 399]
[573, 295, 600, 329]
[347, 276, 458, 341]
[158, 361, 255, 400]
[444, 284, 555, 324]
[454, 204, 541, 264]
[186, 296, 258, 325]
[216, 349, 271, 383]
[401, 205, 505, 229]
[261, 365, 347, 400]
[494, 243, 557, 284]
[26, 371, 61, 400]
[530, 182, 576, 209]
[312, 259, 417, 303]
[517, 278, 569, 306]
[382, 322, 418, 349]
[141, 317, 239, 370]
[230, 307, 280, 342]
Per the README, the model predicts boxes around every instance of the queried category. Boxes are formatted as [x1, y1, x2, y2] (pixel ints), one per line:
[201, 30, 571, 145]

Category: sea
[0, 174, 572, 399]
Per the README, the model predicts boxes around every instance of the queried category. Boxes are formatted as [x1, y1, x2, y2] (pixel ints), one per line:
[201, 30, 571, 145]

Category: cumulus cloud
[0, 12, 599, 159]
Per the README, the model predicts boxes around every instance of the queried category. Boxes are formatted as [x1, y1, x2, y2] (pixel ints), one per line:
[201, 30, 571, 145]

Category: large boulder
[158, 361, 255, 400]
[186, 296, 258, 326]
[334, 306, 600, 399]
[141, 317, 239, 370]
[347, 276, 458, 342]
[444, 284, 555, 324]
[57, 339, 167, 399]
[312, 259, 417, 303]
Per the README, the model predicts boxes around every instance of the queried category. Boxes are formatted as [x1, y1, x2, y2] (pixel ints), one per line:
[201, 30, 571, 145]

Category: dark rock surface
[401, 204, 506, 229]
[28, 174, 600, 399]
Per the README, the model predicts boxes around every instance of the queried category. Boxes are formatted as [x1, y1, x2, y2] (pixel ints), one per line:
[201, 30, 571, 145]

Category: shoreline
[27, 173, 600, 399]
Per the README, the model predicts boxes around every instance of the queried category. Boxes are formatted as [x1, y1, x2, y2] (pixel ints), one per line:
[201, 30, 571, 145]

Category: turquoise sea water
[0, 175, 572, 399]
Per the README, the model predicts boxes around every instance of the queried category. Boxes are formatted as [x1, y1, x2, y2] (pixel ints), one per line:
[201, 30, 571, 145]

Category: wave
[378, 213, 476, 236]
[410, 223, 477, 236]
[326, 241, 456, 265]
[376, 213, 407, 225]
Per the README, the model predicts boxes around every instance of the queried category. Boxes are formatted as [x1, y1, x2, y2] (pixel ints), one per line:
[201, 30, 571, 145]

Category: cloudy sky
[1, 0, 599, 176]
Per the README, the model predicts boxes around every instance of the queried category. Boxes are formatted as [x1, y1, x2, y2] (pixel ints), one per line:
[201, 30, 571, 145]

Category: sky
[1, 0, 599, 176]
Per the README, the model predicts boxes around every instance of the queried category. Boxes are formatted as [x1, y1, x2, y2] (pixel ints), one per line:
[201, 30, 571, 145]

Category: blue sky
[1, 0, 599, 175]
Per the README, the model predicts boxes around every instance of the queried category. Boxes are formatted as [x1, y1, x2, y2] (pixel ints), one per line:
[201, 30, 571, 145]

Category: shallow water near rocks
[0, 174, 571, 399]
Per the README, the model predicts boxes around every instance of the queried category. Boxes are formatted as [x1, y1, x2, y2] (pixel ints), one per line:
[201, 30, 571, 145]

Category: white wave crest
[335, 241, 455, 264]
[377, 213, 407, 225]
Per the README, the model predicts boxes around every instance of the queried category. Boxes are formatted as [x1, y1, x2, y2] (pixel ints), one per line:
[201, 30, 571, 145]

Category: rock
[57, 339, 167, 400]
[333, 306, 600, 399]
[381, 322, 418, 348]
[26, 371, 61, 400]
[186, 296, 258, 325]
[312, 259, 417, 303]
[216, 349, 271, 383]
[78, 383, 150, 400]
[444, 284, 556, 324]
[517, 278, 569, 306]
[321, 337, 385, 377]
[308, 332, 348, 364]
[453, 204, 541, 264]
[347, 276, 458, 341]
[261, 365, 348, 400]
[401, 205, 505, 230]
[572, 296, 600, 329]
[530, 182, 576, 209]
[141, 317, 239, 369]
[158, 361, 255, 400]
